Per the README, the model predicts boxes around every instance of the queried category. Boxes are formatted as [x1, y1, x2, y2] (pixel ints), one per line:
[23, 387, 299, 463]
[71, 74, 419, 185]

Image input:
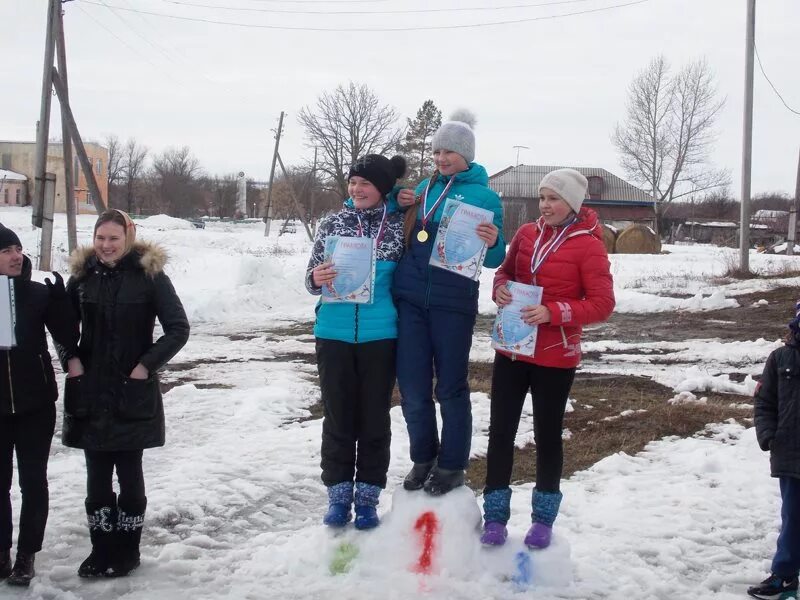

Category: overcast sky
[1, 0, 798, 197]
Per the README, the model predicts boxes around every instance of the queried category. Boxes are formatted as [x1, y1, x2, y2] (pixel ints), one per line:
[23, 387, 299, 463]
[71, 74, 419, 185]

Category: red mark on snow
[413, 511, 439, 575]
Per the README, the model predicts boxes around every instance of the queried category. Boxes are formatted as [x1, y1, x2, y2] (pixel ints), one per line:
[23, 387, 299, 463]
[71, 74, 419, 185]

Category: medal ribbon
[355, 202, 389, 246]
[529, 216, 577, 278]
[420, 172, 456, 229]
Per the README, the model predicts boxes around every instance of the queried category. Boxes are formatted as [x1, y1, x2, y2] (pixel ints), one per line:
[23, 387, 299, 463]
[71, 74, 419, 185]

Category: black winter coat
[0, 256, 79, 416]
[754, 343, 800, 479]
[58, 242, 190, 451]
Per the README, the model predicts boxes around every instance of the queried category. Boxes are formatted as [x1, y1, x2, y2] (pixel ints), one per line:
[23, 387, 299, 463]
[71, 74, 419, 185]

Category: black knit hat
[348, 154, 407, 197]
[0, 224, 21, 250]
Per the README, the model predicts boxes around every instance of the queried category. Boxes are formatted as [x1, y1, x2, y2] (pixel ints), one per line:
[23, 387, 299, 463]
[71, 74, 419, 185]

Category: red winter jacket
[492, 207, 615, 368]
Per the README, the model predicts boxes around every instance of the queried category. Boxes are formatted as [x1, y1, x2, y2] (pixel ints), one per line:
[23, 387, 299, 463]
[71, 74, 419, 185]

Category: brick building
[0, 140, 108, 213]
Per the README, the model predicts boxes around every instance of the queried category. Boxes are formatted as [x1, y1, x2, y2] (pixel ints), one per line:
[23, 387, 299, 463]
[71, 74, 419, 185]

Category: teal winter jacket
[306, 202, 405, 343]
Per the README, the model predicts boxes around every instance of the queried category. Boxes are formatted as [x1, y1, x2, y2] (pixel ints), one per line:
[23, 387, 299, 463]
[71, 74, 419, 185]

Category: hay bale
[601, 223, 618, 254]
[615, 224, 661, 254]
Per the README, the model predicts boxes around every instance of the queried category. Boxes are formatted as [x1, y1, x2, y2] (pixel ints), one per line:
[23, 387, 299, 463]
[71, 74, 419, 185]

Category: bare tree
[105, 134, 125, 188]
[297, 82, 403, 199]
[150, 146, 204, 217]
[121, 139, 148, 214]
[613, 56, 729, 229]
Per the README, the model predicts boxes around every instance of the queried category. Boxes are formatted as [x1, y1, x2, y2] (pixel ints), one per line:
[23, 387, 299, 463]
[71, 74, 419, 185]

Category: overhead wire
[754, 42, 800, 117]
[75, 0, 653, 32]
[155, 0, 601, 15]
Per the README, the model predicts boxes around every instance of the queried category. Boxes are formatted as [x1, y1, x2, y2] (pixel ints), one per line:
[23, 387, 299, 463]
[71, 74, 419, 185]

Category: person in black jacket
[748, 301, 800, 600]
[0, 224, 78, 587]
[58, 210, 189, 579]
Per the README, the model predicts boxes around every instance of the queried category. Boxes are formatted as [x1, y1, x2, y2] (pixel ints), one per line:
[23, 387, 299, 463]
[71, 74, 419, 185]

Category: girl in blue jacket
[393, 111, 506, 495]
[306, 154, 407, 529]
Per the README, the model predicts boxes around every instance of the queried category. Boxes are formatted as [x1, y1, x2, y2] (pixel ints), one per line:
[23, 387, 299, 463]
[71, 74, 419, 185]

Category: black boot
[403, 461, 436, 491]
[106, 496, 146, 578]
[0, 549, 11, 579]
[6, 552, 35, 587]
[78, 496, 117, 578]
[423, 466, 465, 496]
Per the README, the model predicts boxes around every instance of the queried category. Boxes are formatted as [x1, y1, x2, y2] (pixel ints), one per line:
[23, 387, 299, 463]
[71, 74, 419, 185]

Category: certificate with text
[321, 236, 376, 304]
[491, 282, 543, 357]
[429, 198, 492, 281]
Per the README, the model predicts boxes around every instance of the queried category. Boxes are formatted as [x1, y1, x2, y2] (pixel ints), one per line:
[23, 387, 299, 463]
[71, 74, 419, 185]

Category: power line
[754, 42, 800, 117]
[156, 0, 601, 16]
[76, 0, 653, 32]
[74, 3, 168, 74]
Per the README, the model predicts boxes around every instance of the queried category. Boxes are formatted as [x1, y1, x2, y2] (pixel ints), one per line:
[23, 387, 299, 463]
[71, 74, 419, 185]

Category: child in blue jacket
[748, 300, 800, 599]
[306, 154, 406, 530]
[393, 111, 506, 495]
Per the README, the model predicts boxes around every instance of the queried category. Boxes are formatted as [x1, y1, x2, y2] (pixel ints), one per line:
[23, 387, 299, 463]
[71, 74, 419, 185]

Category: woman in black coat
[0, 225, 78, 587]
[749, 307, 800, 599]
[59, 210, 189, 578]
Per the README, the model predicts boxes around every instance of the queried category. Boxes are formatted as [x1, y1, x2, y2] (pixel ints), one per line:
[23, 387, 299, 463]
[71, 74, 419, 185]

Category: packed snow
[1, 206, 796, 599]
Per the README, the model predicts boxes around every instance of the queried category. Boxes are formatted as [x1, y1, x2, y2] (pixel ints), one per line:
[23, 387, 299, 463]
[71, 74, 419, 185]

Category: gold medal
[417, 230, 429, 243]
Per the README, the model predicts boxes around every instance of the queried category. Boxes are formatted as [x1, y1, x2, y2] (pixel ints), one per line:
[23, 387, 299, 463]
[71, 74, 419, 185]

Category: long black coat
[0, 256, 79, 416]
[754, 342, 800, 479]
[59, 242, 190, 451]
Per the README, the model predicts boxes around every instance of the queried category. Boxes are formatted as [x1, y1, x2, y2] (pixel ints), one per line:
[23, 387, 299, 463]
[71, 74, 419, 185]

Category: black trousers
[316, 338, 396, 488]
[0, 403, 56, 553]
[485, 353, 575, 493]
[84, 449, 146, 507]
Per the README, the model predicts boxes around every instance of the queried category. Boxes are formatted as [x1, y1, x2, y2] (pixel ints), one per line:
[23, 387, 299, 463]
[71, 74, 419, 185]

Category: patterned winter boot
[6, 552, 35, 587]
[107, 496, 146, 577]
[323, 482, 354, 527]
[353, 482, 381, 530]
[480, 488, 512, 546]
[0, 549, 10, 579]
[524, 490, 563, 550]
[78, 495, 117, 578]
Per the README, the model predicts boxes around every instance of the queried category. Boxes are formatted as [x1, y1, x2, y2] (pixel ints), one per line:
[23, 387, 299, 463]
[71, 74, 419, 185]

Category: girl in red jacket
[480, 168, 615, 549]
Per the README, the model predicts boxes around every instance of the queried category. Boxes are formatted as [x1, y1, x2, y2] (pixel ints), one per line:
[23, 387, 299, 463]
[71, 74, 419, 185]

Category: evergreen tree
[399, 100, 442, 184]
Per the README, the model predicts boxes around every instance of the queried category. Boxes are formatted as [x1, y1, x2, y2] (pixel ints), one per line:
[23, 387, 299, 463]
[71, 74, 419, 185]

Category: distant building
[489, 165, 655, 238]
[0, 140, 108, 213]
[0, 169, 28, 207]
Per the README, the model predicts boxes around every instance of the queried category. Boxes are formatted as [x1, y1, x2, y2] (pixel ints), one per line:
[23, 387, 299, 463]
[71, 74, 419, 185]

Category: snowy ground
[2, 206, 798, 599]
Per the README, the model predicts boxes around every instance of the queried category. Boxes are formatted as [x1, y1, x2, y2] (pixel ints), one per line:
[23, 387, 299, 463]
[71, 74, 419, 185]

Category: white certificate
[321, 236, 376, 304]
[429, 198, 492, 281]
[491, 281, 543, 357]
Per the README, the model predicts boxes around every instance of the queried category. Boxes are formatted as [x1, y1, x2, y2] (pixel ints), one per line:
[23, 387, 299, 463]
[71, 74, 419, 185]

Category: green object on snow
[329, 542, 359, 575]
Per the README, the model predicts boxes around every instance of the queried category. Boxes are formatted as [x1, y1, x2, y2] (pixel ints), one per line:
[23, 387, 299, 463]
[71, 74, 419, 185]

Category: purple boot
[524, 522, 552, 549]
[480, 521, 508, 546]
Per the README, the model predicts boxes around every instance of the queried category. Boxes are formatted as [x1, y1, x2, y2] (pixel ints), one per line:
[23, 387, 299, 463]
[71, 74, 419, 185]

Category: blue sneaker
[747, 574, 798, 600]
[354, 505, 379, 530]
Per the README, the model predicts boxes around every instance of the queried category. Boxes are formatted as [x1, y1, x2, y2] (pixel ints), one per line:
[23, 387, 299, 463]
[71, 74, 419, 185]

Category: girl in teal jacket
[305, 154, 407, 530]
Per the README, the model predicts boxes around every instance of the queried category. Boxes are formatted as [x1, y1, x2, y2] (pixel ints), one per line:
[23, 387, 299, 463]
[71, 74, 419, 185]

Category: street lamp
[513, 145, 530, 167]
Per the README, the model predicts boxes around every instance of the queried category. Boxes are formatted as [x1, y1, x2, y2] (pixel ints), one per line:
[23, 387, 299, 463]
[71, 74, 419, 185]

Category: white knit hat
[431, 109, 476, 164]
[538, 168, 588, 213]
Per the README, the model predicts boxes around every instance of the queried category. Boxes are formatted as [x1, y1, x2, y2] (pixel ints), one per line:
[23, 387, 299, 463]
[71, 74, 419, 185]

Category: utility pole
[39, 174, 56, 271]
[264, 111, 284, 237]
[51, 70, 105, 215]
[790, 148, 800, 256]
[32, 0, 58, 229]
[55, 3, 77, 253]
[739, 0, 756, 273]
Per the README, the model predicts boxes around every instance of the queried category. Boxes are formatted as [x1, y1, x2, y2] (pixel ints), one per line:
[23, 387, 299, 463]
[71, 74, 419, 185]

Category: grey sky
[1, 0, 798, 197]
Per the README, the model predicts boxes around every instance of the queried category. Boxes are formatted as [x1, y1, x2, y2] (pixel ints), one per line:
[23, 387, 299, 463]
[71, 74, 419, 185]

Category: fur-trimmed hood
[69, 240, 168, 279]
